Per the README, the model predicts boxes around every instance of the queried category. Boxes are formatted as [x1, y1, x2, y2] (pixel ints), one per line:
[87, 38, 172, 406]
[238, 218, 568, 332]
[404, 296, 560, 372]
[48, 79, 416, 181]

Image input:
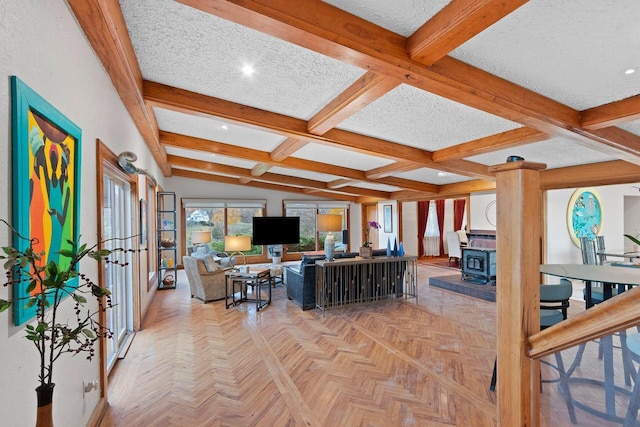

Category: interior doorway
[362, 204, 379, 249]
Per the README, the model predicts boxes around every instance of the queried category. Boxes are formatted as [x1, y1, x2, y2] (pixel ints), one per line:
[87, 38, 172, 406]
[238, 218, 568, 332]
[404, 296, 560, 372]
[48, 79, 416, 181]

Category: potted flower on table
[360, 221, 381, 259]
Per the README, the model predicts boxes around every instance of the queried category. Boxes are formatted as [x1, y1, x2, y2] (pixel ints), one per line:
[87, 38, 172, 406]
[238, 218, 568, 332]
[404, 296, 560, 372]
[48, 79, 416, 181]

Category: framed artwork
[566, 188, 603, 248]
[11, 76, 82, 325]
[140, 199, 147, 246]
[383, 205, 392, 233]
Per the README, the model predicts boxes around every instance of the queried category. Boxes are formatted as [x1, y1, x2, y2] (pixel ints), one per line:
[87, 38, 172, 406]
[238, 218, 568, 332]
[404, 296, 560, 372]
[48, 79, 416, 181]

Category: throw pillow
[203, 254, 219, 272]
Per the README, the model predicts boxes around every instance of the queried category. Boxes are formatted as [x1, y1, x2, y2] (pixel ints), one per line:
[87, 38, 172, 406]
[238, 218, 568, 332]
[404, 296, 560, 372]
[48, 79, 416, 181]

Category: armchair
[183, 255, 232, 302]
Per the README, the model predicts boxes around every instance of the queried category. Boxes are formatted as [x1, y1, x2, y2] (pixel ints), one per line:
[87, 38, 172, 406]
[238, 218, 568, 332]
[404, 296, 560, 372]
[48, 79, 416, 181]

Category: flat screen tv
[252, 216, 300, 245]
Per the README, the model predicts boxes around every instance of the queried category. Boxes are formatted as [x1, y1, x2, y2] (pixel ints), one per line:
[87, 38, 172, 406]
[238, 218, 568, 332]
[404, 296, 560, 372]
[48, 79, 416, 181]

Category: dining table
[540, 263, 640, 422]
[597, 249, 640, 265]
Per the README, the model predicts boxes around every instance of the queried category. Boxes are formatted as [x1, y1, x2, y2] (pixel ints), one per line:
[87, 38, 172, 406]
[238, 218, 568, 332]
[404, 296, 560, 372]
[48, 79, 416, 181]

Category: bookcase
[157, 191, 177, 290]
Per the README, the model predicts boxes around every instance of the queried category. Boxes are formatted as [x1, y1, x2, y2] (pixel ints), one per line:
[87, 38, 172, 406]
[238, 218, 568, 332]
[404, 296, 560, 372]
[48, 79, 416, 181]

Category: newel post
[489, 159, 546, 427]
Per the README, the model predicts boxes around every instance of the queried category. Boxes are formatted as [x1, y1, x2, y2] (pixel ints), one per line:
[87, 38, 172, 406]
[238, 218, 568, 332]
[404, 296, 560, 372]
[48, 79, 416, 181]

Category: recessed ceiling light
[624, 68, 636, 75]
[437, 171, 451, 177]
[241, 63, 255, 77]
[220, 125, 228, 130]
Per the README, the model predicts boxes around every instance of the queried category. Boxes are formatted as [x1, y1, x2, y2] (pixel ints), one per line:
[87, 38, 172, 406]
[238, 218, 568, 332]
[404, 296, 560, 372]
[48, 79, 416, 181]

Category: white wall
[0, 2, 162, 425]
[469, 193, 497, 231]
[402, 202, 418, 256]
[546, 184, 640, 265]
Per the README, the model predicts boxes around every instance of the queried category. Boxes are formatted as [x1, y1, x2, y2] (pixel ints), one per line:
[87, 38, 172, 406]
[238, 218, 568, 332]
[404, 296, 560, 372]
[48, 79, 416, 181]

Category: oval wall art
[566, 188, 603, 247]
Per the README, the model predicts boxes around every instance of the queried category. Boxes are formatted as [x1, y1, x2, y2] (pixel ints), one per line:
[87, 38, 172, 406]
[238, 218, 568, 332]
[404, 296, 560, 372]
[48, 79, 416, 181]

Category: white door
[102, 169, 134, 371]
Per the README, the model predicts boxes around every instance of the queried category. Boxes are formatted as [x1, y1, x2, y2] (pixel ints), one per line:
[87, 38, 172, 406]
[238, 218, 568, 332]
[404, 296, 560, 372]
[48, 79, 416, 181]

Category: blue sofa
[285, 251, 386, 310]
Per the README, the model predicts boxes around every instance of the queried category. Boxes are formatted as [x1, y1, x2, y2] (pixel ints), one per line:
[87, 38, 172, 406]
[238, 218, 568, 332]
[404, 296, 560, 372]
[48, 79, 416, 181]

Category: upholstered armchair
[183, 256, 231, 303]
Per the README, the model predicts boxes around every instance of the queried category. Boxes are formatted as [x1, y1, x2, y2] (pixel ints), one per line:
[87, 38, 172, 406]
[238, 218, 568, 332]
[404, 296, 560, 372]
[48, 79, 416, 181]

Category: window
[183, 199, 265, 255]
[284, 201, 349, 253]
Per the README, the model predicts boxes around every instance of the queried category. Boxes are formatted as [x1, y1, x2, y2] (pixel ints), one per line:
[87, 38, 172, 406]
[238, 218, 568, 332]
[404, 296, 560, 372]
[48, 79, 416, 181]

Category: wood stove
[461, 247, 497, 284]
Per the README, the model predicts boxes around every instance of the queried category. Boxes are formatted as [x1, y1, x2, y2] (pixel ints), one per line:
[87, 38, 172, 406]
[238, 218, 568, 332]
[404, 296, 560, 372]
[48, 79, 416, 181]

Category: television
[252, 216, 300, 245]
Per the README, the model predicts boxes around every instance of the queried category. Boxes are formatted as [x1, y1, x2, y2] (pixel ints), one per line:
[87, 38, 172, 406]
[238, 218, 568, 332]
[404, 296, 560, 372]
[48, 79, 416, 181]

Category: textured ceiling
[88, 0, 640, 201]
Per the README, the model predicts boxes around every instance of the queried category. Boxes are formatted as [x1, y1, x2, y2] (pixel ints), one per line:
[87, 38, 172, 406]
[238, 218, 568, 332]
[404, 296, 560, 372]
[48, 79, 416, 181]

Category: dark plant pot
[36, 383, 55, 427]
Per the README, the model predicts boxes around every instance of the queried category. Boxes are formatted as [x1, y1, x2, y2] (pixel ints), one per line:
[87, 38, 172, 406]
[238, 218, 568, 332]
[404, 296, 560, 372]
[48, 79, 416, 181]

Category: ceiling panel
[395, 168, 473, 185]
[336, 84, 522, 150]
[620, 120, 640, 136]
[121, 0, 366, 120]
[466, 137, 616, 169]
[292, 142, 394, 170]
[451, 0, 640, 110]
[268, 166, 342, 182]
[322, 0, 450, 37]
[154, 108, 284, 151]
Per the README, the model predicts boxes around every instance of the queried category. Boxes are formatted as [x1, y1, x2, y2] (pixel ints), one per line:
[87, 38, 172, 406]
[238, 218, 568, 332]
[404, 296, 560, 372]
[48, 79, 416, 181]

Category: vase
[393, 238, 398, 256]
[359, 247, 372, 259]
[36, 383, 55, 427]
[399, 242, 405, 256]
[386, 237, 391, 256]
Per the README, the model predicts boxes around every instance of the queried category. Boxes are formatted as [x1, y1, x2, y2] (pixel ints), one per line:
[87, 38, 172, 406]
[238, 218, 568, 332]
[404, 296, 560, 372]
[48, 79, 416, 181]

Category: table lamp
[317, 214, 342, 261]
[191, 230, 211, 254]
[224, 235, 252, 266]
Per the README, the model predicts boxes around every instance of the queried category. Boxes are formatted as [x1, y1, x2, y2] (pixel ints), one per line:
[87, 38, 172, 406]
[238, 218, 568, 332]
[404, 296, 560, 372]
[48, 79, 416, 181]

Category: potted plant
[360, 221, 381, 259]
[0, 219, 131, 427]
[624, 233, 640, 253]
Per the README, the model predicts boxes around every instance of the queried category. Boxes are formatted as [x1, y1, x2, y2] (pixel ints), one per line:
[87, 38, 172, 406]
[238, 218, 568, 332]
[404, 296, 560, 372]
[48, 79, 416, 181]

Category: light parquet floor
[100, 264, 633, 426]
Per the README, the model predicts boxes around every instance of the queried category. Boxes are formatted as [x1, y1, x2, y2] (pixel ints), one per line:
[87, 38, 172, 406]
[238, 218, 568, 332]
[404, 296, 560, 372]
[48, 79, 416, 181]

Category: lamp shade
[317, 214, 342, 232]
[224, 235, 252, 252]
[191, 230, 211, 244]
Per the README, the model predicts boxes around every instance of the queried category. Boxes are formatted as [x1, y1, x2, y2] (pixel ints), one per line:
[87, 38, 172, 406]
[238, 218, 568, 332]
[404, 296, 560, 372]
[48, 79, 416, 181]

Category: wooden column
[489, 160, 546, 427]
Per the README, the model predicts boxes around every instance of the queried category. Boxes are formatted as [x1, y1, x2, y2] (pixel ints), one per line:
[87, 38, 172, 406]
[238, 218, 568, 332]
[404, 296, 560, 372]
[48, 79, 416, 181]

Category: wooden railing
[528, 286, 640, 359]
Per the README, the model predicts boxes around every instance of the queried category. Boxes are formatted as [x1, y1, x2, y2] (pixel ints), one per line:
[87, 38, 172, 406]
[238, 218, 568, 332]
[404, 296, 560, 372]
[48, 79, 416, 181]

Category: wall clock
[566, 188, 602, 247]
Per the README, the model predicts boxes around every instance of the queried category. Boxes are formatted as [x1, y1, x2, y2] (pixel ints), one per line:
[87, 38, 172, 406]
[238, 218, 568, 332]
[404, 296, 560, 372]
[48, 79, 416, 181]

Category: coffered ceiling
[68, 0, 640, 202]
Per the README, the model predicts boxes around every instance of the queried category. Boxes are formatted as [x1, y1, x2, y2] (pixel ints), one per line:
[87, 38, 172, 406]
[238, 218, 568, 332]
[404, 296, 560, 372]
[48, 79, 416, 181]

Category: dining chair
[490, 281, 577, 423]
[445, 231, 462, 267]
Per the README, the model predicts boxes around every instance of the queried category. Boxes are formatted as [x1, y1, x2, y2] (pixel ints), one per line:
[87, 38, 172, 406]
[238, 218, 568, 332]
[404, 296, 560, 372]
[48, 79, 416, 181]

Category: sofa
[183, 255, 233, 302]
[285, 252, 360, 310]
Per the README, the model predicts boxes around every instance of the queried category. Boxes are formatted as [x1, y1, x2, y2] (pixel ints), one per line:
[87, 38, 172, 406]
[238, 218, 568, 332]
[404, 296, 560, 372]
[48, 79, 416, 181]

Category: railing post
[489, 160, 546, 427]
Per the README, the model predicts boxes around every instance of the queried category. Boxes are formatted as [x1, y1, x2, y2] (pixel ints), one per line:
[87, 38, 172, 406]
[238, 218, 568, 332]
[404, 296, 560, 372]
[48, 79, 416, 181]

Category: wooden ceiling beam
[172, 169, 358, 202]
[366, 162, 421, 179]
[145, 81, 494, 179]
[182, 0, 640, 164]
[373, 177, 439, 193]
[580, 94, 640, 130]
[408, 0, 528, 66]
[327, 179, 357, 189]
[308, 72, 401, 135]
[270, 137, 308, 161]
[168, 154, 392, 199]
[540, 160, 640, 190]
[251, 163, 271, 176]
[161, 131, 367, 181]
[433, 127, 548, 161]
[67, 0, 170, 176]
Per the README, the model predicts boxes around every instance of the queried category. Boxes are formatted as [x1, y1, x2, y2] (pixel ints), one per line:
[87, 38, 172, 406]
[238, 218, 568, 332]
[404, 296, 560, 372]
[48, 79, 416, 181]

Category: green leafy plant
[624, 234, 640, 246]
[0, 219, 134, 390]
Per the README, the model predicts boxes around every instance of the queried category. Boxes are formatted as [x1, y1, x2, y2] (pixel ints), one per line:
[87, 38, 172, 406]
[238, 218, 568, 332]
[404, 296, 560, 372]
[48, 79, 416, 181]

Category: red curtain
[436, 200, 445, 256]
[417, 201, 429, 257]
[453, 199, 466, 231]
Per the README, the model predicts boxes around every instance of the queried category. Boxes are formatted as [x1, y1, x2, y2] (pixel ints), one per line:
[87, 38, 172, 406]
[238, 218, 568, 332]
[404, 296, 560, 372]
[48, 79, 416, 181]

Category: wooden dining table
[540, 263, 640, 422]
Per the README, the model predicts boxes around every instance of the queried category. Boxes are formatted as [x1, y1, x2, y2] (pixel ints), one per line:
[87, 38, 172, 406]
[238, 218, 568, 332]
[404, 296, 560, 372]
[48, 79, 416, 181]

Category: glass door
[102, 169, 133, 371]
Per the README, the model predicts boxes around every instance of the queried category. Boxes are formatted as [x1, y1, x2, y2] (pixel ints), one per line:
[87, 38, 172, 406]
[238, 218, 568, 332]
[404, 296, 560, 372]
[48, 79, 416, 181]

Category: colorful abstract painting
[11, 76, 82, 325]
[566, 188, 602, 248]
